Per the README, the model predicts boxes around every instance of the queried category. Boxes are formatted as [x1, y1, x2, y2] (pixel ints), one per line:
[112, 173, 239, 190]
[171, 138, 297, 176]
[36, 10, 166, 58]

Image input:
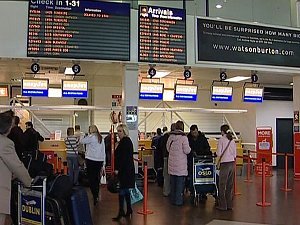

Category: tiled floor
[91, 169, 298, 225]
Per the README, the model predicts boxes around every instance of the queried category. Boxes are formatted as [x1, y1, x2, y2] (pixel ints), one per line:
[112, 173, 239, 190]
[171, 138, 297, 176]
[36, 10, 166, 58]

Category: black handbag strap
[66, 137, 77, 155]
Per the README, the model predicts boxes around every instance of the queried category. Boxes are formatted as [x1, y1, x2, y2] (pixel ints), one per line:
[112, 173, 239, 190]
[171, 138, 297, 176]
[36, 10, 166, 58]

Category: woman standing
[80, 125, 105, 206]
[64, 127, 79, 185]
[216, 124, 237, 211]
[112, 124, 135, 221]
[167, 120, 191, 206]
[0, 110, 32, 225]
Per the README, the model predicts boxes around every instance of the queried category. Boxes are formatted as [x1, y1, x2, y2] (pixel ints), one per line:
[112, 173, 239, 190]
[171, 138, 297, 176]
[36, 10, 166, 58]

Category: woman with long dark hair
[112, 124, 135, 221]
[216, 124, 236, 211]
[80, 125, 106, 206]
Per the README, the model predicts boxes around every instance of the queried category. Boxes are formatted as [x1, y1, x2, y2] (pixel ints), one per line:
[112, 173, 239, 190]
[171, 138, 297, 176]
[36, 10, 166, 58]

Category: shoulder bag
[216, 140, 232, 170]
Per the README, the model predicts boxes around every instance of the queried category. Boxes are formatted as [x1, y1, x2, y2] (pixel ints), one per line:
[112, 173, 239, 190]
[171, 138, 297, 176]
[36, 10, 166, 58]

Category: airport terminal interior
[1, 0, 300, 224]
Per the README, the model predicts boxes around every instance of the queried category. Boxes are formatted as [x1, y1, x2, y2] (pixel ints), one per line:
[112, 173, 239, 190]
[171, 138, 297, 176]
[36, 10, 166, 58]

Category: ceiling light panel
[225, 76, 251, 82]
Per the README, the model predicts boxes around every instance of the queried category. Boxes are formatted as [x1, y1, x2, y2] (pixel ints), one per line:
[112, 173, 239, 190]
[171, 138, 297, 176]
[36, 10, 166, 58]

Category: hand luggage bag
[46, 197, 71, 225]
[68, 187, 93, 225]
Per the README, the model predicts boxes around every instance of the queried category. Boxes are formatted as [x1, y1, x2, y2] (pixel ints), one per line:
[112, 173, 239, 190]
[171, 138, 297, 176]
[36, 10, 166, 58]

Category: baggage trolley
[192, 155, 218, 206]
[18, 178, 46, 225]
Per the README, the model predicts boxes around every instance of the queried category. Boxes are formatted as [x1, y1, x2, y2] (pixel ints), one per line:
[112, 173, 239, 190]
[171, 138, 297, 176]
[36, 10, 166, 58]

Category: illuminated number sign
[139, 83, 164, 100]
[211, 86, 233, 102]
[138, 5, 186, 64]
[22, 79, 49, 97]
[174, 84, 198, 101]
[243, 87, 263, 103]
[27, 0, 130, 61]
[62, 80, 88, 98]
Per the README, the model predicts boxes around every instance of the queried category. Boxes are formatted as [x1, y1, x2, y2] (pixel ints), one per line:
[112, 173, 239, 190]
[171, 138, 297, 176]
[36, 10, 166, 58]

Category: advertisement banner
[197, 18, 300, 68]
[255, 127, 273, 176]
[194, 163, 215, 184]
[21, 192, 43, 225]
[294, 132, 300, 178]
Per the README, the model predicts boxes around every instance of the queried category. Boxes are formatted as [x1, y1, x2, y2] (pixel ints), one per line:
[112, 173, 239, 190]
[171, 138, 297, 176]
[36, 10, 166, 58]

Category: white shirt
[80, 134, 106, 163]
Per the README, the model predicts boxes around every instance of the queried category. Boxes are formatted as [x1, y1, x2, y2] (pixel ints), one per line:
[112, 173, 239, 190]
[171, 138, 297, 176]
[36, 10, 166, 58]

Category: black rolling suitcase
[68, 187, 93, 225]
[46, 197, 71, 225]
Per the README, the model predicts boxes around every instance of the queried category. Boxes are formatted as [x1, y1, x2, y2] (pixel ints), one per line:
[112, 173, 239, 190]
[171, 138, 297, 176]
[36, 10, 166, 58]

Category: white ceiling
[0, 57, 294, 89]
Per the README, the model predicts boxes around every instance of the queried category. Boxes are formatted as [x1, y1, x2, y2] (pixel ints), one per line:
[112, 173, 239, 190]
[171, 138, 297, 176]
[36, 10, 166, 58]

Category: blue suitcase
[68, 187, 93, 225]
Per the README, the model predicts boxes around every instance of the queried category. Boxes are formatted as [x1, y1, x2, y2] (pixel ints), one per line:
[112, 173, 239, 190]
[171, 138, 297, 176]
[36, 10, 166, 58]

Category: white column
[122, 63, 139, 155]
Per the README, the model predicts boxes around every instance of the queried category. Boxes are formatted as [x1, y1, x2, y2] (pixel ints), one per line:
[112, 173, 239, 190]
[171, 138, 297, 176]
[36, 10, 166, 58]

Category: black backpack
[47, 174, 73, 199]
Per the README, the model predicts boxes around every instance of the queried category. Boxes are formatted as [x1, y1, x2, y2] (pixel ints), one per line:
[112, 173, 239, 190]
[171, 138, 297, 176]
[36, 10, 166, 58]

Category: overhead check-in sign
[174, 84, 198, 101]
[211, 86, 233, 102]
[197, 17, 300, 68]
[139, 83, 164, 100]
[62, 80, 88, 98]
[243, 87, 263, 103]
[22, 79, 49, 97]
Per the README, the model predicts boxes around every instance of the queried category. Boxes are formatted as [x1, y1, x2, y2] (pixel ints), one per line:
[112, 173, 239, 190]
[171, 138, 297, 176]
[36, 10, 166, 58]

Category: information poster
[27, 0, 130, 61]
[139, 5, 186, 64]
[197, 18, 300, 68]
[255, 127, 273, 176]
[126, 106, 138, 130]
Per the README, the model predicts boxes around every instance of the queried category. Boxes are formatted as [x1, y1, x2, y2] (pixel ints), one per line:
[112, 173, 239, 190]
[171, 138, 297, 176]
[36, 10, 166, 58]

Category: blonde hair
[89, 125, 103, 143]
[117, 123, 129, 137]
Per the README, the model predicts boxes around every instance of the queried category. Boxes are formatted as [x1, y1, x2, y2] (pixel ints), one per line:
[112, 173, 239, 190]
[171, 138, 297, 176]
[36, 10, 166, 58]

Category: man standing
[23, 121, 44, 153]
[187, 124, 211, 201]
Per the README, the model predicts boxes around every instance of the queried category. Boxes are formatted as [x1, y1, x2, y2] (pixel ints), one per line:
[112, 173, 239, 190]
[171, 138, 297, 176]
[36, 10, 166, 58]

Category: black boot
[112, 195, 125, 221]
[125, 193, 133, 218]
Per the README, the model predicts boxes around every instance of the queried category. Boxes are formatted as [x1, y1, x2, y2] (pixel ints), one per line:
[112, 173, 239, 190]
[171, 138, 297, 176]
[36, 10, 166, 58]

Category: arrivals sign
[22, 79, 49, 97]
[197, 18, 300, 68]
[139, 5, 186, 64]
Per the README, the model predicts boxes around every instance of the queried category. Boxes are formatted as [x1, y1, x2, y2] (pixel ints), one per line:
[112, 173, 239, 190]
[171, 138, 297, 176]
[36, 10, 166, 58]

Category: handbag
[216, 140, 232, 170]
[107, 175, 120, 193]
[129, 183, 143, 205]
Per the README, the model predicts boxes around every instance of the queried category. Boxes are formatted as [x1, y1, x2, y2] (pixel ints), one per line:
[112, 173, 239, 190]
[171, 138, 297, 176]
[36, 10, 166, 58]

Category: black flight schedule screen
[27, 0, 130, 61]
[139, 5, 186, 64]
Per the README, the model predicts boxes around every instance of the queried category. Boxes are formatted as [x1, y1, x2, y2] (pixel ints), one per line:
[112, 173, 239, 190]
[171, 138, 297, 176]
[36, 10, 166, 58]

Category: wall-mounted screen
[138, 5, 186, 64]
[62, 80, 88, 98]
[27, 0, 130, 61]
[211, 86, 233, 102]
[139, 83, 164, 100]
[174, 84, 198, 101]
[243, 87, 263, 103]
[0, 86, 8, 97]
[22, 79, 49, 97]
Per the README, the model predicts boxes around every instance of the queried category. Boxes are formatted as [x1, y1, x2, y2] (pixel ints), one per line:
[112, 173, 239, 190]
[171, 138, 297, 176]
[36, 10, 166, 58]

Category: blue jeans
[67, 155, 79, 185]
[170, 175, 185, 206]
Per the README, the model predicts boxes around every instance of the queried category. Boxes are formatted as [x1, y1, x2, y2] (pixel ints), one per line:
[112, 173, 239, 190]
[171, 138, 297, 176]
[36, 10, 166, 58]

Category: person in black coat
[113, 124, 135, 221]
[23, 121, 44, 153]
[7, 116, 24, 159]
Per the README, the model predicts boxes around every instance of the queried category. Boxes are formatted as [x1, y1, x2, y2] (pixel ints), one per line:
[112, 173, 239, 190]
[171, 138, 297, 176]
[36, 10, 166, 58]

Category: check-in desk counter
[138, 140, 153, 159]
[39, 140, 67, 162]
[208, 138, 243, 165]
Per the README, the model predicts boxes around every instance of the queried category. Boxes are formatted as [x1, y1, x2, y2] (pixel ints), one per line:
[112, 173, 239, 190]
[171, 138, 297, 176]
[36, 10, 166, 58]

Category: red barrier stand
[256, 159, 271, 207]
[244, 152, 253, 183]
[280, 153, 292, 192]
[234, 160, 241, 195]
[138, 162, 153, 215]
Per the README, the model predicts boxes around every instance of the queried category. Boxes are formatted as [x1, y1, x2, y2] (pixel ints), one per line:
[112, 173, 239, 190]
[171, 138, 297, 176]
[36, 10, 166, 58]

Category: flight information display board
[138, 5, 186, 64]
[27, 0, 130, 61]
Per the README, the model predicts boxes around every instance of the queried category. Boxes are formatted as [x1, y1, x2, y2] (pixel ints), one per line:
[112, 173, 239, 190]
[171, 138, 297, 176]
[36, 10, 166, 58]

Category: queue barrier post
[138, 161, 154, 215]
[256, 158, 271, 207]
[234, 160, 241, 195]
[280, 153, 292, 192]
[244, 150, 253, 183]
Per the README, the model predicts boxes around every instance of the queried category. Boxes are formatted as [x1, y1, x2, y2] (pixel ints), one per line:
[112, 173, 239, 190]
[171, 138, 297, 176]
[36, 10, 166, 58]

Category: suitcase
[68, 187, 93, 225]
[46, 197, 71, 225]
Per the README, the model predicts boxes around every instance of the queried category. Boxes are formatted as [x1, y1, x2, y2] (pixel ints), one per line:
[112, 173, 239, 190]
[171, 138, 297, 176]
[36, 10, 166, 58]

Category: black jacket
[7, 126, 24, 159]
[187, 131, 211, 174]
[114, 136, 135, 189]
[23, 128, 44, 152]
